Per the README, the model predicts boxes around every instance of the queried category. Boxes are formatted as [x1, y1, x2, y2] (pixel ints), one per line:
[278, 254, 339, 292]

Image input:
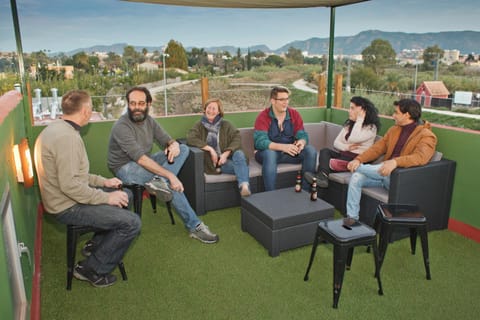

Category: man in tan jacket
[345, 98, 437, 220]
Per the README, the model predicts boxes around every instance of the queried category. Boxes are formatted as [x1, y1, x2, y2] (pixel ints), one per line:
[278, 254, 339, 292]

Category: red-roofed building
[416, 81, 450, 107]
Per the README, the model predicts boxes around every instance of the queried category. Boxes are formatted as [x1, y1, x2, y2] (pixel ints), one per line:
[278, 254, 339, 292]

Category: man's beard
[128, 106, 149, 122]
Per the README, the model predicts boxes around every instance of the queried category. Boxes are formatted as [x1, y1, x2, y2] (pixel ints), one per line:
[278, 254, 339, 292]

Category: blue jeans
[56, 188, 141, 275]
[346, 163, 391, 220]
[116, 144, 201, 231]
[219, 150, 250, 187]
[255, 144, 317, 191]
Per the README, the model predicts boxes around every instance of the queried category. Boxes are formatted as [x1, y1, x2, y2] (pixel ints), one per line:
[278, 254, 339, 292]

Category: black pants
[317, 148, 356, 175]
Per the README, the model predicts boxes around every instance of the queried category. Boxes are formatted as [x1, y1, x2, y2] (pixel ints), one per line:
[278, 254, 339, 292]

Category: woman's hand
[209, 149, 219, 166]
[356, 108, 366, 119]
[348, 143, 361, 152]
[218, 151, 231, 166]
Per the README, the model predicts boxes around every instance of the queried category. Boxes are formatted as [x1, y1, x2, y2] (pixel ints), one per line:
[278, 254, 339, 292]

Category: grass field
[41, 204, 480, 320]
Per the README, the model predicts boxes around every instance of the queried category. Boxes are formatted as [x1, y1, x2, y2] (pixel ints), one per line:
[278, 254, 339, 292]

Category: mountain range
[61, 30, 480, 56]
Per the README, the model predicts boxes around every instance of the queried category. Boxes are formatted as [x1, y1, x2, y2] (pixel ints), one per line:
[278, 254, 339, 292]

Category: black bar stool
[66, 225, 127, 290]
[304, 218, 383, 308]
[123, 183, 175, 224]
[374, 204, 431, 280]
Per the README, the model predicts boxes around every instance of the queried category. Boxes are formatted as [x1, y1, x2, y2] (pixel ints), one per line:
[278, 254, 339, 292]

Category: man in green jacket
[346, 98, 437, 221]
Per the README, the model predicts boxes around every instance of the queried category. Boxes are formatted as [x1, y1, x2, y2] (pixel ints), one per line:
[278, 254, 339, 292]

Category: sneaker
[81, 240, 95, 257]
[145, 177, 173, 202]
[304, 171, 329, 189]
[189, 222, 219, 244]
[316, 172, 329, 188]
[329, 158, 349, 172]
[239, 182, 251, 197]
[73, 262, 117, 288]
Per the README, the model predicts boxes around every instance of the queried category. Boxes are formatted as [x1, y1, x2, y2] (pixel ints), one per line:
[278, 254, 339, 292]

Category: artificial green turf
[40, 204, 480, 319]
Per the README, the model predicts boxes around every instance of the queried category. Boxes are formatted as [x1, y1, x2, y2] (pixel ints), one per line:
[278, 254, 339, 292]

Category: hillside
[60, 30, 480, 56]
[277, 30, 480, 55]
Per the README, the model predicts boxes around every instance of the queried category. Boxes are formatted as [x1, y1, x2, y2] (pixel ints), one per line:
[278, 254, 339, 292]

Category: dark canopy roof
[124, 0, 369, 9]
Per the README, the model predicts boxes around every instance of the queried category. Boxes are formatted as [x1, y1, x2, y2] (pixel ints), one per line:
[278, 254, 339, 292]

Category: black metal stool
[374, 204, 431, 280]
[304, 218, 383, 308]
[66, 225, 127, 290]
[123, 183, 175, 224]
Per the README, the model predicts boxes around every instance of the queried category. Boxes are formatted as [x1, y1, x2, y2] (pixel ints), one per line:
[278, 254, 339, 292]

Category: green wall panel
[0, 97, 39, 319]
[432, 127, 479, 227]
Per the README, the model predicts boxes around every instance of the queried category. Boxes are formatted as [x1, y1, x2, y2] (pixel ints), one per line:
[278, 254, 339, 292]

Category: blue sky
[1, 0, 479, 53]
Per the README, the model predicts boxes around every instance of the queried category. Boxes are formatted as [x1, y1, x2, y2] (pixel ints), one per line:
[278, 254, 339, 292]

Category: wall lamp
[13, 138, 34, 188]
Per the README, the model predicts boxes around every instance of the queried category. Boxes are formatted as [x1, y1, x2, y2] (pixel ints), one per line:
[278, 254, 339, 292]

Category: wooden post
[333, 74, 343, 108]
[317, 74, 326, 107]
[201, 77, 209, 107]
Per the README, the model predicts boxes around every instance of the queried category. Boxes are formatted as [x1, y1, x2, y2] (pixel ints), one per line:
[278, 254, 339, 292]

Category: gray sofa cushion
[201, 122, 445, 202]
[203, 122, 338, 184]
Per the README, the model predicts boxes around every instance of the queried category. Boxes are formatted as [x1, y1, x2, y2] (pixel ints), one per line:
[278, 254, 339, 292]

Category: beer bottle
[310, 177, 318, 201]
[295, 170, 302, 192]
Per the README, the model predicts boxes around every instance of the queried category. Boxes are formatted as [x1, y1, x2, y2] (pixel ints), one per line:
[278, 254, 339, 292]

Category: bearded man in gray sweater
[108, 86, 218, 244]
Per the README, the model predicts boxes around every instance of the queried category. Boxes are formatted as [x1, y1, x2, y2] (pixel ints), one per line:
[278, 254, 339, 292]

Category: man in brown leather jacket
[345, 98, 437, 220]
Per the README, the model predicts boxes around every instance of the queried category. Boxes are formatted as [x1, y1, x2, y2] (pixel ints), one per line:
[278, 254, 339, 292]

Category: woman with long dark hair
[310, 96, 380, 189]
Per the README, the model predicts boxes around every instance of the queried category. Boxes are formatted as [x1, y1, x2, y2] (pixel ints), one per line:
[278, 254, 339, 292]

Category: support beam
[334, 74, 343, 107]
[201, 77, 209, 107]
[317, 74, 326, 106]
[326, 6, 336, 109]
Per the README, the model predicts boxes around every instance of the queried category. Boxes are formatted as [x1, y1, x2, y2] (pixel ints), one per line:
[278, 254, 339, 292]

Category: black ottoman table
[241, 188, 335, 257]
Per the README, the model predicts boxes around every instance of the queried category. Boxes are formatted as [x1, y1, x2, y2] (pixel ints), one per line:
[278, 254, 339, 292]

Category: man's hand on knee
[108, 190, 129, 208]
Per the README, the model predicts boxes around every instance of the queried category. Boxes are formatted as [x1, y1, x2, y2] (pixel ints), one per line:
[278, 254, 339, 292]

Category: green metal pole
[10, 0, 25, 87]
[326, 6, 336, 109]
[10, 0, 33, 139]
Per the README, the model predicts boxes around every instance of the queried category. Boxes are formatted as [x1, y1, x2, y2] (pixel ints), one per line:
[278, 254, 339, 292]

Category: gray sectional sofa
[178, 121, 456, 233]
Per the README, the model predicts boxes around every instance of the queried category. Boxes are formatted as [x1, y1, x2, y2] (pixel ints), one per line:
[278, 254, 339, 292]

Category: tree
[29, 50, 50, 66]
[165, 39, 188, 71]
[122, 45, 140, 72]
[187, 47, 208, 68]
[246, 48, 252, 70]
[304, 56, 323, 66]
[88, 56, 99, 74]
[251, 50, 265, 59]
[285, 47, 304, 65]
[422, 45, 444, 71]
[448, 61, 465, 73]
[104, 52, 122, 70]
[265, 55, 285, 67]
[72, 51, 90, 71]
[235, 48, 244, 71]
[361, 39, 396, 75]
[350, 66, 380, 90]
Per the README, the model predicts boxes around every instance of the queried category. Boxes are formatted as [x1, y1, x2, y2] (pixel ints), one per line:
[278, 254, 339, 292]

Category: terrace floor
[40, 202, 480, 319]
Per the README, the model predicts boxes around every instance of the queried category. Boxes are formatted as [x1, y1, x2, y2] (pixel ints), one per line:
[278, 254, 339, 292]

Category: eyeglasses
[274, 98, 289, 102]
[129, 101, 147, 107]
